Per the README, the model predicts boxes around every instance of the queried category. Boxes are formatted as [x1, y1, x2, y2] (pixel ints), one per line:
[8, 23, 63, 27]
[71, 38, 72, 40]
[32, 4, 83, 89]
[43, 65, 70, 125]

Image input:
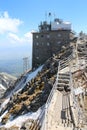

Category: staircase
[59, 54, 73, 70]
[57, 73, 70, 92]
[40, 52, 75, 130]
[57, 72, 73, 127]
[40, 58, 75, 130]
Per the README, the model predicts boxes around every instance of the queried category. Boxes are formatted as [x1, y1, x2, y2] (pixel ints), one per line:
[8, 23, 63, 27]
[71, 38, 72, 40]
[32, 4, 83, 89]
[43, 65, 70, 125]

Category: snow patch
[0, 84, 6, 90]
[4, 108, 42, 128]
[0, 65, 43, 122]
[0, 110, 8, 122]
[17, 65, 43, 92]
[0, 98, 10, 112]
[74, 87, 83, 95]
[26, 65, 43, 82]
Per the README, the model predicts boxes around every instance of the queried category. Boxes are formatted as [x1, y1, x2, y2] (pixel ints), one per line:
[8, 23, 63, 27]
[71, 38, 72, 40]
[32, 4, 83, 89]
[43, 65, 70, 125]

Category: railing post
[43, 61, 60, 130]
[44, 103, 47, 130]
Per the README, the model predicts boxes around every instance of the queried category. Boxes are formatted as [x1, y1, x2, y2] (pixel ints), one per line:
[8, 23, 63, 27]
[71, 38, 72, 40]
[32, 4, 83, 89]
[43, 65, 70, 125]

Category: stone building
[32, 18, 71, 69]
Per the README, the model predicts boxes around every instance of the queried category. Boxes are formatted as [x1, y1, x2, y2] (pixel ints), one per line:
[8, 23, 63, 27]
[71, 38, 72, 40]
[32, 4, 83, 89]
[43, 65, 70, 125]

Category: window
[41, 35, 44, 37]
[47, 34, 50, 38]
[57, 41, 61, 44]
[47, 42, 50, 46]
[58, 34, 61, 37]
[36, 42, 39, 46]
[36, 35, 39, 38]
[36, 57, 39, 59]
[47, 27, 49, 31]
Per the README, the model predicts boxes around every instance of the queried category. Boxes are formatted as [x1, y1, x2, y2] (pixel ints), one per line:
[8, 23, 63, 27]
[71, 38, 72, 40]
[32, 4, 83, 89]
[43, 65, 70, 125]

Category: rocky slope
[0, 36, 87, 130]
[0, 43, 73, 130]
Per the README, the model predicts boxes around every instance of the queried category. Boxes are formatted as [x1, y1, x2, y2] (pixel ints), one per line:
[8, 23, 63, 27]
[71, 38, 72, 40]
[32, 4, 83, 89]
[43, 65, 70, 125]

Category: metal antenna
[47, 12, 52, 24]
[23, 57, 29, 73]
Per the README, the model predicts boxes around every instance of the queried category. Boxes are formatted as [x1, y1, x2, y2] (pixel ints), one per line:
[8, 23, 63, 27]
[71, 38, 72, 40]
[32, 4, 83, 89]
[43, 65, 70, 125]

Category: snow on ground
[3, 108, 42, 128]
[0, 65, 43, 113]
[0, 110, 8, 122]
[74, 87, 84, 95]
[26, 65, 43, 83]
[0, 98, 10, 112]
[11, 78, 26, 94]
[17, 65, 43, 93]
[0, 84, 6, 90]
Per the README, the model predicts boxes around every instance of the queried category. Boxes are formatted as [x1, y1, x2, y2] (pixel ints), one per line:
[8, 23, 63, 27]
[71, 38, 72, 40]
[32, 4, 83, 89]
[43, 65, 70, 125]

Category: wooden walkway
[46, 90, 73, 130]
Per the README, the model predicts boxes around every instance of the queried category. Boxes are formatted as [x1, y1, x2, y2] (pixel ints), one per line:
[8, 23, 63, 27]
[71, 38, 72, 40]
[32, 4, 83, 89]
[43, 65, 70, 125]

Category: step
[57, 87, 64, 91]
[58, 79, 70, 82]
[58, 82, 69, 86]
[58, 76, 70, 80]
[57, 83, 69, 86]
[60, 63, 68, 67]
[59, 73, 70, 76]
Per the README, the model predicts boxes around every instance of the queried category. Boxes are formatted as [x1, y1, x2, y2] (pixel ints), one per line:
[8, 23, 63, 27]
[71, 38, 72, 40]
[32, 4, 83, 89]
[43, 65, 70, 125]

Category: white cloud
[0, 11, 23, 34]
[24, 32, 32, 42]
[8, 32, 32, 44]
[8, 33, 24, 43]
[0, 11, 32, 47]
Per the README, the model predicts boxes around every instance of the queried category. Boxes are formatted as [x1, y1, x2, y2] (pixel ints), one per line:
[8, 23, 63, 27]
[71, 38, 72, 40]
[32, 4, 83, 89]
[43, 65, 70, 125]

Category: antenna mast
[23, 57, 29, 73]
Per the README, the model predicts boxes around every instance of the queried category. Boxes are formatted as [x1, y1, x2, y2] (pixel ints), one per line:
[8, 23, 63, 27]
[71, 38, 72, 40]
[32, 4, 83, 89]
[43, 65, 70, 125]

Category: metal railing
[40, 54, 74, 130]
[40, 61, 60, 130]
[38, 53, 74, 130]
[26, 61, 60, 130]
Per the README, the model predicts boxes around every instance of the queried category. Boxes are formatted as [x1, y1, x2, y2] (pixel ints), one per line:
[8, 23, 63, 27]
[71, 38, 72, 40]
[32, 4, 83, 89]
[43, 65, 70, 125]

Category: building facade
[32, 18, 71, 69]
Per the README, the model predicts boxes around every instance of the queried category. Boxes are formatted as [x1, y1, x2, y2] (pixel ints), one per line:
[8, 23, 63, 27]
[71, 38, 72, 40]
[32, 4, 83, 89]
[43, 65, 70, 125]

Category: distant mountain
[0, 72, 17, 98]
[0, 59, 23, 77]
[0, 58, 32, 77]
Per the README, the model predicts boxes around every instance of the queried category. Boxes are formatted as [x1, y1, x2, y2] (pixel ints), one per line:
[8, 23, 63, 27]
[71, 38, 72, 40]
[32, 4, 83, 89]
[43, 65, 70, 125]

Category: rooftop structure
[39, 18, 71, 32]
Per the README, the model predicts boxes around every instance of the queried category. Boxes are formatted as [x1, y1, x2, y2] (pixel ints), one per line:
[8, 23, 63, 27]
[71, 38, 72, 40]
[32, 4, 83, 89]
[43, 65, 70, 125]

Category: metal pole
[45, 104, 47, 130]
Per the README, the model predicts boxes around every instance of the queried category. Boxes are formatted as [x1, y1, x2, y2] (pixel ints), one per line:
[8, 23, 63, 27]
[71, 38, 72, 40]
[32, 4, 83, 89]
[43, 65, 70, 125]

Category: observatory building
[32, 18, 71, 69]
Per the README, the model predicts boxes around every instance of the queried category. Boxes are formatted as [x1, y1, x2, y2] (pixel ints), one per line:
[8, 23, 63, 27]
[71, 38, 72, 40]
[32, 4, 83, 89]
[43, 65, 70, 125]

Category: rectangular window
[58, 34, 61, 37]
[36, 35, 39, 38]
[36, 42, 39, 46]
[36, 57, 39, 59]
[47, 42, 50, 46]
[47, 34, 50, 38]
[57, 41, 61, 44]
[41, 35, 44, 37]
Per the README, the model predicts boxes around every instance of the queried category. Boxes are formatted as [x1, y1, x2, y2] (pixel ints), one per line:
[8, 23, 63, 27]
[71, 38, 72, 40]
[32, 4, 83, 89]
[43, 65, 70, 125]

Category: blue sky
[0, 0, 87, 60]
